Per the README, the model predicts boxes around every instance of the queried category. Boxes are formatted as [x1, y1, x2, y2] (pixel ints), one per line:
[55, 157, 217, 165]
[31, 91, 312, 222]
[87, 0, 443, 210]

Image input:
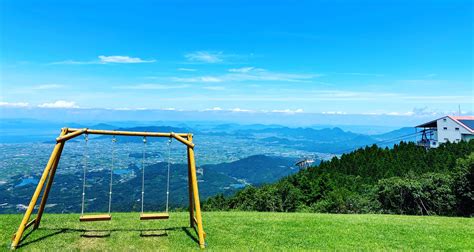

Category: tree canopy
[204, 141, 474, 216]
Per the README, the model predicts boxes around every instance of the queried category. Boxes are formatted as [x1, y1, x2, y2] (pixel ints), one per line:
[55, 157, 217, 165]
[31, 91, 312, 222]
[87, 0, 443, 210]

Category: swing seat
[80, 214, 112, 222]
[140, 212, 169, 220]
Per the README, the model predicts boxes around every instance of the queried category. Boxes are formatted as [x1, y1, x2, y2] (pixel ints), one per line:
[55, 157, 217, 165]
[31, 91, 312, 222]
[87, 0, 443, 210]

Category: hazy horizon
[0, 106, 461, 128]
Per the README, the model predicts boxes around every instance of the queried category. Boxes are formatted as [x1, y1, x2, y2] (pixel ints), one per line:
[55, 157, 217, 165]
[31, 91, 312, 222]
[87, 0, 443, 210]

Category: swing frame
[11, 128, 206, 249]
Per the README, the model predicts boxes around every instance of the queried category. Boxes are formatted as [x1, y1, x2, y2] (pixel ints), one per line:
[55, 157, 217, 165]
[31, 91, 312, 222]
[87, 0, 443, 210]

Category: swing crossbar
[140, 212, 169, 220]
[66, 128, 189, 137]
[79, 214, 112, 222]
[62, 128, 194, 148]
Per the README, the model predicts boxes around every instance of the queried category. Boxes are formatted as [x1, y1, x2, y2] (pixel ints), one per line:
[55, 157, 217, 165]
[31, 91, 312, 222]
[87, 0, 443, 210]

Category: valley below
[0, 121, 416, 214]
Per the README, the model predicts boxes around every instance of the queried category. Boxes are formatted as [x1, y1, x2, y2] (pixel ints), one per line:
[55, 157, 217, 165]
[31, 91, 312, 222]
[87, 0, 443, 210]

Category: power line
[333, 131, 423, 155]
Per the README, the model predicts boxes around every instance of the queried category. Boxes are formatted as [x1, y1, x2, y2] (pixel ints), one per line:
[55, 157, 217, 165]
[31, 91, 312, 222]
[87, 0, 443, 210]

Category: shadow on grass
[140, 230, 168, 237]
[182, 227, 199, 244]
[81, 230, 111, 238]
[17, 226, 199, 249]
[18, 228, 68, 249]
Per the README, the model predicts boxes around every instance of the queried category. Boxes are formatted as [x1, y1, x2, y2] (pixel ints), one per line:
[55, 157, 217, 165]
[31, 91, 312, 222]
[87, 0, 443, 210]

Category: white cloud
[358, 111, 417, 116]
[400, 95, 472, 103]
[357, 107, 465, 117]
[108, 107, 184, 111]
[306, 90, 398, 101]
[177, 68, 197, 72]
[33, 84, 65, 90]
[204, 107, 223, 111]
[385, 111, 415, 116]
[185, 51, 223, 63]
[227, 67, 318, 82]
[410, 107, 439, 116]
[271, 108, 304, 114]
[0, 101, 29, 107]
[169, 67, 318, 83]
[115, 84, 190, 90]
[235, 71, 315, 82]
[228, 67, 258, 73]
[51, 55, 155, 65]
[322, 111, 347, 115]
[200, 77, 223, 82]
[98, 55, 156, 64]
[230, 108, 253, 112]
[38, 100, 79, 108]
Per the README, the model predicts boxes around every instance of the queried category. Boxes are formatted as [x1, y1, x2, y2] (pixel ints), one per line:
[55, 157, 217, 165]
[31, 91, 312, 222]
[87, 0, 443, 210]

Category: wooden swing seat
[140, 212, 169, 220]
[80, 214, 112, 222]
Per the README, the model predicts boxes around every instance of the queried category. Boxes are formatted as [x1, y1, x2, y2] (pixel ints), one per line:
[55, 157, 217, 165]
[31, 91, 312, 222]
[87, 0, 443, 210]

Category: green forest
[204, 141, 474, 216]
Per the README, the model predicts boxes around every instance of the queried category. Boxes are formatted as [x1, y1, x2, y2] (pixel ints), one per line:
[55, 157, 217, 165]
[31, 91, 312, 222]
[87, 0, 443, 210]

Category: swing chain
[166, 137, 172, 212]
[141, 136, 147, 213]
[81, 133, 89, 216]
[108, 136, 116, 214]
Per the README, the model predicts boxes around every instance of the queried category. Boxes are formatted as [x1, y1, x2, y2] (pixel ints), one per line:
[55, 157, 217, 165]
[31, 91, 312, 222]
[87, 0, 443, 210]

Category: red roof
[449, 116, 474, 120]
[448, 116, 474, 133]
[416, 115, 474, 133]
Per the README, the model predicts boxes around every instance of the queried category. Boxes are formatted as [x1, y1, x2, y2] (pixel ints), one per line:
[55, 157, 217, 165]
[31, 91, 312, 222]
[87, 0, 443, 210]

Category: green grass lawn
[1, 212, 473, 251]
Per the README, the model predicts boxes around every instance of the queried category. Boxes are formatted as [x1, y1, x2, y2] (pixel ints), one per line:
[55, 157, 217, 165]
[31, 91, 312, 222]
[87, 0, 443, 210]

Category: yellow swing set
[11, 128, 206, 249]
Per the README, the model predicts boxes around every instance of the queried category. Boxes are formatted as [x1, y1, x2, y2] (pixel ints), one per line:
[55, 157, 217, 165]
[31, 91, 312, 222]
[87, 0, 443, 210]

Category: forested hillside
[204, 155, 299, 185]
[204, 141, 474, 216]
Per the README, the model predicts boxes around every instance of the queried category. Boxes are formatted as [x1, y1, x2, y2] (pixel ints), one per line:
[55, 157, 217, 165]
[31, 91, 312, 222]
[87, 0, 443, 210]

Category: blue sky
[0, 0, 472, 118]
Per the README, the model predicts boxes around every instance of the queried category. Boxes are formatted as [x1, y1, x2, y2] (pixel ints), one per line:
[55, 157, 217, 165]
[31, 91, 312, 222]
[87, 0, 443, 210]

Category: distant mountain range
[0, 119, 418, 154]
[215, 126, 417, 154]
[91, 125, 418, 154]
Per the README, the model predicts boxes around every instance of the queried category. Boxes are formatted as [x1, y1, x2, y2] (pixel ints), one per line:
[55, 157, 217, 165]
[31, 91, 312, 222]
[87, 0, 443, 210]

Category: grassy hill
[1, 212, 473, 250]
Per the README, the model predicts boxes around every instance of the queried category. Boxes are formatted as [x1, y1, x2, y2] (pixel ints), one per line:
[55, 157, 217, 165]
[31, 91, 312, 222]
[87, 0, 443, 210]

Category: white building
[416, 116, 474, 148]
